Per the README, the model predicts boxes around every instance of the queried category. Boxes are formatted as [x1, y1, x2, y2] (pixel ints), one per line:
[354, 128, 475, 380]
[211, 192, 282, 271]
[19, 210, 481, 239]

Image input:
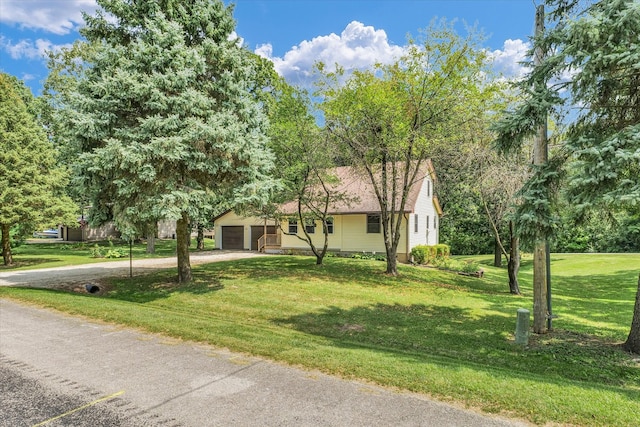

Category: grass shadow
[274, 302, 640, 389]
[0, 258, 63, 270]
[88, 268, 225, 304]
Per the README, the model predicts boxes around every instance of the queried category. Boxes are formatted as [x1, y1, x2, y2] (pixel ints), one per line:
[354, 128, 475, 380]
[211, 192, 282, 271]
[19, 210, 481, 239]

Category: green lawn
[1, 252, 639, 426]
[1, 238, 214, 271]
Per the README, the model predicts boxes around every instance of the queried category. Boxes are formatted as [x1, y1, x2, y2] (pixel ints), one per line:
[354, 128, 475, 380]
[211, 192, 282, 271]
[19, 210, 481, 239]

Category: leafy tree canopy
[319, 20, 499, 275]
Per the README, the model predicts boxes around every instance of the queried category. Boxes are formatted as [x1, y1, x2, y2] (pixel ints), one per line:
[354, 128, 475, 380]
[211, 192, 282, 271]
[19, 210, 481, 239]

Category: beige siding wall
[279, 214, 409, 259]
[280, 216, 343, 250]
[216, 211, 417, 261]
[63, 222, 120, 241]
[85, 222, 120, 241]
[214, 212, 276, 250]
[340, 214, 389, 253]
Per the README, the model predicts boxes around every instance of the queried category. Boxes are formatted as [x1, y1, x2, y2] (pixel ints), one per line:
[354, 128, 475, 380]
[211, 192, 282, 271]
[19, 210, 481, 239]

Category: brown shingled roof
[279, 160, 439, 215]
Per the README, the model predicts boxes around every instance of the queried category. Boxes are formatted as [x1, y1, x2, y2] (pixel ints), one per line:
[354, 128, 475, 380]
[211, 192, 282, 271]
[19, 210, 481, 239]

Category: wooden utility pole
[533, 4, 549, 334]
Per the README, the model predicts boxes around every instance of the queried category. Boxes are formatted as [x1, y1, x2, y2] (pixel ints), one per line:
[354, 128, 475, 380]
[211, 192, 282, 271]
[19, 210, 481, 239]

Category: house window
[367, 214, 381, 234]
[427, 180, 431, 197]
[288, 219, 298, 234]
[325, 218, 334, 234]
[414, 214, 419, 233]
[426, 215, 430, 229]
[305, 219, 316, 234]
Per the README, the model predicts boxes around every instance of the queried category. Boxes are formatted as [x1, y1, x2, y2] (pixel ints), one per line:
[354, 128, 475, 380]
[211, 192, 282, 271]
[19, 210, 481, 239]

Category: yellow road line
[32, 390, 125, 427]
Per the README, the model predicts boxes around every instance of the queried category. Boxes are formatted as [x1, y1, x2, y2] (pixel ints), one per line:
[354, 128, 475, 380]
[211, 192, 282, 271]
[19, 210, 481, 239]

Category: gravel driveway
[0, 250, 267, 289]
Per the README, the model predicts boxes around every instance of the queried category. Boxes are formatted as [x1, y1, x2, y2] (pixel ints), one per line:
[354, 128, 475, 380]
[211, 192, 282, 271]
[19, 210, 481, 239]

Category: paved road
[0, 254, 530, 426]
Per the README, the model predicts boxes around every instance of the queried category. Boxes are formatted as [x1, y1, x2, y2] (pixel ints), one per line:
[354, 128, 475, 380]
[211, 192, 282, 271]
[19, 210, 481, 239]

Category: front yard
[1, 252, 639, 425]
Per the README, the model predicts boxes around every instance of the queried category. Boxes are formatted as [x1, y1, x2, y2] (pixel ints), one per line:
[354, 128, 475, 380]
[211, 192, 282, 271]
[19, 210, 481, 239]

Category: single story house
[214, 161, 442, 263]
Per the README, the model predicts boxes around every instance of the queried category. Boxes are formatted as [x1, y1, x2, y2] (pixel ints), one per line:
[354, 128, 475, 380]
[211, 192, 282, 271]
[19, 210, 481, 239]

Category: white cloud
[0, 35, 72, 60]
[488, 39, 531, 80]
[0, 0, 97, 35]
[256, 21, 405, 85]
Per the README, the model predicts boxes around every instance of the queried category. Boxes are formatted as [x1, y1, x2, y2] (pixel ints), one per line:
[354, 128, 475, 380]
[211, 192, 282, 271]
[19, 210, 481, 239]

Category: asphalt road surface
[0, 253, 530, 426]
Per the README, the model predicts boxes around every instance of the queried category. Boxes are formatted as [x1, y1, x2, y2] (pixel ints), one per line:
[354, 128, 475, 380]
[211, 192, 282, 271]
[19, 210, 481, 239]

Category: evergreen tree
[49, 0, 275, 282]
[0, 73, 76, 265]
[493, 0, 640, 350]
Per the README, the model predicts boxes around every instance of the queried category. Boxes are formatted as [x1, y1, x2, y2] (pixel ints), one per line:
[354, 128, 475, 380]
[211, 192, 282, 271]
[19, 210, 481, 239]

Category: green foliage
[411, 244, 451, 265]
[431, 257, 481, 274]
[263, 77, 343, 264]
[493, 0, 640, 242]
[410, 245, 429, 264]
[2, 239, 187, 271]
[90, 239, 126, 258]
[553, 209, 640, 253]
[318, 20, 497, 273]
[0, 73, 77, 264]
[9, 224, 29, 248]
[512, 158, 565, 244]
[90, 244, 103, 258]
[350, 252, 386, 261]
[47, 0, 276, 239]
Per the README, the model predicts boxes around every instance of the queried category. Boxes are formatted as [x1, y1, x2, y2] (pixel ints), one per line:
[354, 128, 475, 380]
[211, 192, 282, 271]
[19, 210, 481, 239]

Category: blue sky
[1, 0, 538, 95]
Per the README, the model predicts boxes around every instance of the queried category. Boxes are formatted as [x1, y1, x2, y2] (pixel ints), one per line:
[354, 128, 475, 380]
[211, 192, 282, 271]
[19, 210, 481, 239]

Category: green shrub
[351, 252, 386, 261]
[434, 244, 450, 258]
[9, 224, 30, 248]
[410, 244, 450, 265]
[90, 244, 103, 258]
[459, 260, 480, 274]
[410, 245, 428, 264]
[104, 238, 125, 258]
[104, 248, 125, 258]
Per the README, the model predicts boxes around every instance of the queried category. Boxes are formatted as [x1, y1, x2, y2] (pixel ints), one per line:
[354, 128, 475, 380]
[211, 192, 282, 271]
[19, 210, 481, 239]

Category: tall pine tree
[0, 73, 76, 265]
[50, 0, 275, 282]
[493, 0, 640, 351]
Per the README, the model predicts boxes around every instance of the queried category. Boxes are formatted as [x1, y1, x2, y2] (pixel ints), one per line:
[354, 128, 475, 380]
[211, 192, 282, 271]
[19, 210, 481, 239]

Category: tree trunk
[176, 213, 192, 283]
[385, 250, 398, 276]
[1, 223, 13, 266]
[508, 222, 521, 295]
[623, 273, 640, 354]
[494, 238, 502, 267]
[146, 222, 156, 254]
[196, 223, 205, 251]
[533, 241, 548, 334]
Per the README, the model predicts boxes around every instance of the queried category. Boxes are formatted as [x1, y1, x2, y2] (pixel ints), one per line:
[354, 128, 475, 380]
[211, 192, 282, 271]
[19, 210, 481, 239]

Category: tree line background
[2, 0, 639, 269]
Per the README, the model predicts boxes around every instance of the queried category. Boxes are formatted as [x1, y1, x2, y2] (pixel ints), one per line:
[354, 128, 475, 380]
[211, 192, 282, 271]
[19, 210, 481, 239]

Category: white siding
[408, 177, 440, 250]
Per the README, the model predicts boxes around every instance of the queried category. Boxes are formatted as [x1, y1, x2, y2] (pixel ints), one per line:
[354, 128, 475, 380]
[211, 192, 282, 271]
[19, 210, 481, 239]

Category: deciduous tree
[319, 22, 497, 275]
[266, 78, 347, 265]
